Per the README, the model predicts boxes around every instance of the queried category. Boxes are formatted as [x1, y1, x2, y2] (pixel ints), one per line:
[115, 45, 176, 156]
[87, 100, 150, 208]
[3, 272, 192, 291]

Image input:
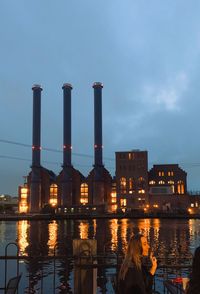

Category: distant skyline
[1, 0, 200, 196]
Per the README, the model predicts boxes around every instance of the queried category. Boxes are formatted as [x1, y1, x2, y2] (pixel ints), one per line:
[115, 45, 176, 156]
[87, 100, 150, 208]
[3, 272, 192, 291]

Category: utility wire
[0, 139, 114, 161]
[0, 154, 115, 170]
[1, 139, 200, 169]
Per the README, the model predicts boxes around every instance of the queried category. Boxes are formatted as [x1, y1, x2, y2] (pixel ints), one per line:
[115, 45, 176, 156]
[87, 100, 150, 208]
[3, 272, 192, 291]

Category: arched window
[80, 183, 88, 204]
[49, 184, 58, 206]
[158, 180, 165, 185]
[120, 177, 127, 194]
[177, 180, 184, 194]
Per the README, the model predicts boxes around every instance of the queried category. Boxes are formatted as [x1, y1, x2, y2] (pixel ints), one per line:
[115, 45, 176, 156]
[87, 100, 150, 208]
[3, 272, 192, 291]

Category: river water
[0, 218, 200, 293]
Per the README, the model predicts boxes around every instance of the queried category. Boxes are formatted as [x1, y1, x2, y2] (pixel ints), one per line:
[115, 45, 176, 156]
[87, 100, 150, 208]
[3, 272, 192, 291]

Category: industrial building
[18, 83, 113, 213]
[18, 83, 194, 214]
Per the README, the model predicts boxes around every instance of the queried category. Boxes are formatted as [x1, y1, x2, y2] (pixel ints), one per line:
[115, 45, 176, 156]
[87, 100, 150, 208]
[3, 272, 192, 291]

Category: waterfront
[0, 218, 200, 293]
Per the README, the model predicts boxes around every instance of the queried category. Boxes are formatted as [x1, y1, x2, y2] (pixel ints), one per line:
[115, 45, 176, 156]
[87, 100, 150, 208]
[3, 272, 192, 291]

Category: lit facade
[148, 164, 187, 195]
[115, 150, 149, 210]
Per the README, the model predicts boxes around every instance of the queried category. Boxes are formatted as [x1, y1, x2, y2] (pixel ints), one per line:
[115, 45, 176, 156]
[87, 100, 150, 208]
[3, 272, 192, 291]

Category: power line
[0, 139, 114, 161]
[0, 154, 115, 170]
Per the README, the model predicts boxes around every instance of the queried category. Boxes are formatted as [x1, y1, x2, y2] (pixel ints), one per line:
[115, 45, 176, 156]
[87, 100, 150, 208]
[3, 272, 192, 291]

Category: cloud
[143, 71, 189, 111]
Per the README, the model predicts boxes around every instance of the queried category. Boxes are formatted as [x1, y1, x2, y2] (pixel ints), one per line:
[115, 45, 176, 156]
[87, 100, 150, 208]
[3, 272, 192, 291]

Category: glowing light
[18, 220, 29, 255]
[79, 221, 89, 239]
[48, 221, 58, 254]
[19, 186, 28, 213]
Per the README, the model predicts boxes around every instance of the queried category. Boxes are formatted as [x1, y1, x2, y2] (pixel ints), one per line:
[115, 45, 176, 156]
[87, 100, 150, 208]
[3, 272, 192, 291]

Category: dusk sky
[1, 0, 200, 196]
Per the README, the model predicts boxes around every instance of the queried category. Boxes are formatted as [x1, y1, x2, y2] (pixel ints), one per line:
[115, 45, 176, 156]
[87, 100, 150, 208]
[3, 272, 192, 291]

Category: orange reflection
[17, 220, 29, 255]
[79, 221, 89, 239]
[109, 219, 118, 251]
[93, 219, 97, 237]
[138, 219, 151, 238]
[121, 219, 128, 252]
[47, 221, 58, 254]
[152, 219, 160, 240]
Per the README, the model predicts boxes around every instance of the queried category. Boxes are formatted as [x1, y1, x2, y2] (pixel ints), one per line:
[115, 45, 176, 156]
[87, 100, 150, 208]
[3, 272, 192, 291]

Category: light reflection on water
[0, 218, 200, 292]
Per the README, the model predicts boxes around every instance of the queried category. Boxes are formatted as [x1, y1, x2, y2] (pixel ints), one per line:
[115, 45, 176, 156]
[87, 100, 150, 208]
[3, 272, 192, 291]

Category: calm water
[0, 218, 200, 293]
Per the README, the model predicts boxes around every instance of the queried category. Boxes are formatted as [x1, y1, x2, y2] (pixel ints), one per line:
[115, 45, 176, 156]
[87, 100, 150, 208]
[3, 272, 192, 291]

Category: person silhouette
[118, 233, 158, 294]
[186, 246, 200, 294]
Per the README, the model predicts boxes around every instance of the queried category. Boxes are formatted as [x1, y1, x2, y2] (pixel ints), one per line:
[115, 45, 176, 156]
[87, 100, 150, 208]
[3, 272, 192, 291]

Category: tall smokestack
[93, 82, 103, 167]
[30, 84, 42, 212]
[32, 84, 42, 166]
[61, 83, 73, 207]
[62, 83, 73, 167]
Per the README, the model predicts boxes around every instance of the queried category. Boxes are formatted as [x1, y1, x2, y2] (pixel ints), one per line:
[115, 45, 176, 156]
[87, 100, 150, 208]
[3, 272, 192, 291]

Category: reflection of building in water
[17, 220, 29, 255]
[109, 219, 118, 251]
[137, 219, 151, 238]
[24, 221, 49, 292]
[152, 219, 160, 240]
[47, 221, 58, 254]
[120, 219, 128, 252]
[93, 219, 97, 238]
[79, 221, 89, 239]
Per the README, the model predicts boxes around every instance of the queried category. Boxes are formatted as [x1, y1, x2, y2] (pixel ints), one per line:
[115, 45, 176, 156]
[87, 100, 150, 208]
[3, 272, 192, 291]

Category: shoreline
[0, 212, 200, 221]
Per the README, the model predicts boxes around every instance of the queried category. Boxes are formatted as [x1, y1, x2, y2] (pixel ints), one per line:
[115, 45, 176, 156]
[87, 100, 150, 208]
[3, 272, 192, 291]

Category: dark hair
[187, 246, 200, 294]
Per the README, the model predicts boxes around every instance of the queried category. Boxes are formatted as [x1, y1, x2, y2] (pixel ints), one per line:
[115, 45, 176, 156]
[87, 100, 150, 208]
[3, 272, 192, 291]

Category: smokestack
[32, 84, 42, 166]
[30, 84, 42, 212]
[61, 83, 73, 207]
[93, 82, 103, 167]
[62, 83, 73, 167]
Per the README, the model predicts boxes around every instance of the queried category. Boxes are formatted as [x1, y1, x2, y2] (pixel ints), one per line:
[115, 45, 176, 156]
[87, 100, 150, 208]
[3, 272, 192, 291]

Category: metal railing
[0, 242, 193, 293]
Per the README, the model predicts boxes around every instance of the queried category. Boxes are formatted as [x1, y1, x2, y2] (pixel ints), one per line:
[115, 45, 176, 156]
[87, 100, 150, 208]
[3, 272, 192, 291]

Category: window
[120, 177, 127, 194]
[159, 171, 164, 176]
[80, 183, 88, 204]
[49, 184, 58, 206]
[168, 181, 175, 193]
[149, 180, 155, 185]
[177, 181, 184, 194]
[129, 178, 133, 190]
[158, 180, 165, 185]
[120, 198, 127, 207]
[168, 171, 174, 176]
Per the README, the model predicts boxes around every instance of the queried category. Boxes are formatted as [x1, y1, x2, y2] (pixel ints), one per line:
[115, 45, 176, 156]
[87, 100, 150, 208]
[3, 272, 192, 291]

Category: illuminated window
[80, 183, 88, 204]
[120, 177, 127, 194]
[168, 180, 175, 193]
[138, 177, 145, 193]
[177, 181, 184, 194]
[19, 186, 28, 213]
[128, 153, 132, 160]
[49, 184, 58, 206]
[120, 198, 127, 207]
[158, 180, 165, 185]
[129, 177, 134, 192]
[191, 203, 194, 207]
[149, 180, 155, 185]
[138, 189, 145, 194]
[168, 171, 174, 176]
[158, 171, 164, 176]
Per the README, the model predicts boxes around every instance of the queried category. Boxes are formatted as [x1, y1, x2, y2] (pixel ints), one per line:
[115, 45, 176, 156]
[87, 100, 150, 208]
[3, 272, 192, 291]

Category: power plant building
[18, 83, 189, 214]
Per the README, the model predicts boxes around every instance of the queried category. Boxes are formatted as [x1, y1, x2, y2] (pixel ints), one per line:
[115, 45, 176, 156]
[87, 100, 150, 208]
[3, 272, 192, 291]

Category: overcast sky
[1, 0, 200, 196]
